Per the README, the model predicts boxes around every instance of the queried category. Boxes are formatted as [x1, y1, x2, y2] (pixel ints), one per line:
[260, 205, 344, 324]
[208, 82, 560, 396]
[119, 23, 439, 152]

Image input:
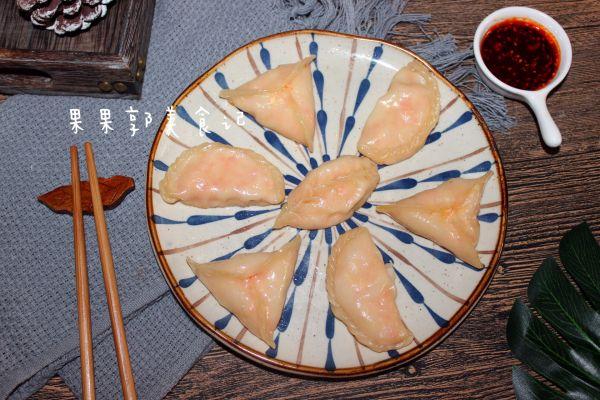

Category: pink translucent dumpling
[358, 60, 440, 165]
[274, 156, 379, 230]
[220, 56, 316, 151]
[327, 227, 414, 352]
[159, 143, 284, 208]
[187, 236, 301, 348]
[377, 172, 492, 268]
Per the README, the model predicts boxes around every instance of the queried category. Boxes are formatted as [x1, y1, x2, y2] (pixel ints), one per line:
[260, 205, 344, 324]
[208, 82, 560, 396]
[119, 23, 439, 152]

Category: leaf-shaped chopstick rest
[39, 175, 135, 215]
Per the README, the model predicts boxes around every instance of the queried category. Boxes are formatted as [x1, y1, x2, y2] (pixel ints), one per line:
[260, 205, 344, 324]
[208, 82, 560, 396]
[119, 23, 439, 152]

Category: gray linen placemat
[0, 1, 291, 398]
[0, 1, 513, 399]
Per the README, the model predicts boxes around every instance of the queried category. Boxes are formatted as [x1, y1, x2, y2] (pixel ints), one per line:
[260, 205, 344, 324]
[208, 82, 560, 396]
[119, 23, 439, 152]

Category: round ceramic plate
[146, 29, 507, 377]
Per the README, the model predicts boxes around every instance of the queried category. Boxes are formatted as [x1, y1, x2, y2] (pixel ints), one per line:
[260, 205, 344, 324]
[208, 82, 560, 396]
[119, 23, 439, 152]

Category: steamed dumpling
[159, 143, 284, 208]
[220, 56, 316, 151]
[274, 156, 379, 230]
[358, 60, 440, 165]
[377, 172, 492, 268]
[187, 236, 301, 348]
[327, 227, 413, 352]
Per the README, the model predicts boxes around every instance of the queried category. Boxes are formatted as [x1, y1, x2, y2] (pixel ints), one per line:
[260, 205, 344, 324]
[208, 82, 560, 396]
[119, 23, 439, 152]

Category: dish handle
[526, 94, 562, 148]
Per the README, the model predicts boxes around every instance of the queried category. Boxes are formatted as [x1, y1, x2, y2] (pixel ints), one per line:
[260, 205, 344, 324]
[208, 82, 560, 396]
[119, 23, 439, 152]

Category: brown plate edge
[144, 28, 508, 378]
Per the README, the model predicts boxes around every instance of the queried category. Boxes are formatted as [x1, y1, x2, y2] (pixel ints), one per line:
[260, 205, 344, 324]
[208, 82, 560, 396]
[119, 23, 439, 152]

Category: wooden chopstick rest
[38, 175, 135, 215]
[84, 142, 138, 400]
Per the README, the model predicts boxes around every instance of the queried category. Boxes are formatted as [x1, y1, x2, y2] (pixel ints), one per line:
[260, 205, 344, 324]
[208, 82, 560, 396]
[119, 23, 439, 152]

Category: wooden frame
[0, 0, 155, 98]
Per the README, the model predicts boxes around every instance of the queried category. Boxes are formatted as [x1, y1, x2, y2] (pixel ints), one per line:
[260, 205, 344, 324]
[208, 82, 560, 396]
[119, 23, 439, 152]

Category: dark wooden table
[31, 0, 600, 398]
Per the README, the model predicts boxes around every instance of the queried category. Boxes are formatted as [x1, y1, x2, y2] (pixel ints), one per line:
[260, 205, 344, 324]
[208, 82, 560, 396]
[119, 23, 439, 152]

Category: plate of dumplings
[146, 29, 507, 377]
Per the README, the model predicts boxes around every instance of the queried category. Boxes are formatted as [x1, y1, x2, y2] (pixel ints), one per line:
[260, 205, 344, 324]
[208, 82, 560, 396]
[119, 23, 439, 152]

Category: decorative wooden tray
[0, 0, 155, 99]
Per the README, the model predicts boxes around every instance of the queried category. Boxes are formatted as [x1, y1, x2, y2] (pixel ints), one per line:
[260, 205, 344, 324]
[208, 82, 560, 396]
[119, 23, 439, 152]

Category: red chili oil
[481, 18, 560, 91]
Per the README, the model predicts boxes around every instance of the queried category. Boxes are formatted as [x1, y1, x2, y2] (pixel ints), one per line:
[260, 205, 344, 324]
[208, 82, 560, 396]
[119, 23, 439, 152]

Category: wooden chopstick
[70, 146, 95, 400]
[84, 142, 138, 400]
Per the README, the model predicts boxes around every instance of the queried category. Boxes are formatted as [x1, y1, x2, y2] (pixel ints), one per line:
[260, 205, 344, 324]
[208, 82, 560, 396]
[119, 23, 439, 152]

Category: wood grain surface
[30, 0, 600, 399]
[0, 0, 155, 98]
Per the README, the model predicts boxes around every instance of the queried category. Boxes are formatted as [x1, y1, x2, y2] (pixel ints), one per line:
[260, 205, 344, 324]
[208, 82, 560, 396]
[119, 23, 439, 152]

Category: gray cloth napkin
[0, 1, 291, 398]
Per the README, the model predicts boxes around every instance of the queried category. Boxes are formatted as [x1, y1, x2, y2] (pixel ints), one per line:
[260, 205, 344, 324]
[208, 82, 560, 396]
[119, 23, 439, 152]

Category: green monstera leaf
[507, 222, 600, 400]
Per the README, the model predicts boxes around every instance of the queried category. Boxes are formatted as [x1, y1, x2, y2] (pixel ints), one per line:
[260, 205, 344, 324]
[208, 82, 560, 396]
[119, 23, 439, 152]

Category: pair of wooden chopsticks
[71, 142, 137, 400]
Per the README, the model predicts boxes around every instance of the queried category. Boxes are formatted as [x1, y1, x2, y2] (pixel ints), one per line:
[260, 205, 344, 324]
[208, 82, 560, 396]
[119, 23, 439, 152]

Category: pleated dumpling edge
[326, 227, 414, 352]
[377, 172, 493, 268]
[158, 143, 285, 208]
[220, 56, 317, 151]
[274, 156, 380, 230]
[187, 236, 302, 348]
[358, 60, 440, 165]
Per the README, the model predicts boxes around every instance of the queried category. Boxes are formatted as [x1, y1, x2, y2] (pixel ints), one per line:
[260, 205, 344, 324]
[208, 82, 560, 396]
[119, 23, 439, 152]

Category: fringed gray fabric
[450, 66, 517, 132]
[279, 0, 515, 132]
[410, 35, 516, 131]
[279, 0, 430, 37]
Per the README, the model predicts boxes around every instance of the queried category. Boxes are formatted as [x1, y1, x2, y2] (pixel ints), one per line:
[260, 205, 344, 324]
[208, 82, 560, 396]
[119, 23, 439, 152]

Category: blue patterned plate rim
[145, 29, 508, 378]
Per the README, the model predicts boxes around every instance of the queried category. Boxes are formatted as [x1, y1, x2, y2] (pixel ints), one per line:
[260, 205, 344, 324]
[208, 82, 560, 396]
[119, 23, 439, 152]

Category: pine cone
[16, 0, 114, 35]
